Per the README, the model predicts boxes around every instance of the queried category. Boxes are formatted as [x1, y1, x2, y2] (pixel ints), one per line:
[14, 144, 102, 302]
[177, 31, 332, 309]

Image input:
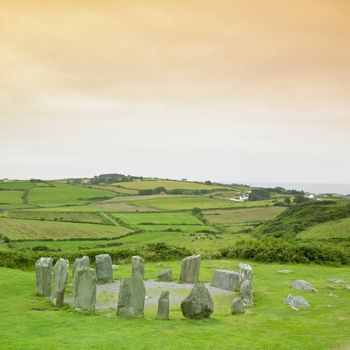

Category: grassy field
[0, 218, 131, 240]
[0, 190, 24, 205]
[114, 179, 230, 191]
[112, 212, 203, 225]
[0, 259, 350, 350]
[298, 217, 350, 240]
[203, 206, 286, 224]
[28, 183, 116, 207]
[0, 180, 36, 189]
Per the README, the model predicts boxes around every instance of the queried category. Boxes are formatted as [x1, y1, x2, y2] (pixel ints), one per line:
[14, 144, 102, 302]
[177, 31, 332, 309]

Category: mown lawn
[0, 259, 350, 350]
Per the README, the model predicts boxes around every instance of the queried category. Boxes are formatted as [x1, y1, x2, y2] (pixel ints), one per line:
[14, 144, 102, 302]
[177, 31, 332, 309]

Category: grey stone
[95, 254, 113, 284]
[329, 278, 346, 284]
[132, 255, 144, 279]
[117, 277, 145, 317]
[290, 280, 317, 293]
[277, 269, 291, 274]
[344, 286, 350, 291]
[211, 269, 240, 291]
[238, 263, 253, 284]
[72, 256, 90, 277]
[157, 290, 169, 320]
[231, 298, 244, 314]
[157, 269, 173, 282]
[50, 258, 69, 307]
[180, 255, 201, 283]
[35, 257, 53, 297]
[284, 294, 310, 310]
[240, 279, 253, 306]
[180, 283, 214, 319]
[73, 266, 97, 312]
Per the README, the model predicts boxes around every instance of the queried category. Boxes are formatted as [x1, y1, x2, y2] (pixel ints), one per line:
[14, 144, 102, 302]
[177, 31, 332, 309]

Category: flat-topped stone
[180, 255, 201, 284]
[181, 283, 214, 319]
[117, 277, 145, 318]
[73, 266, 96, 313]
[35, 257, 53, 297]
[95, 254, 113, 284]
[50, 258, 69, 307]
[211, 269, 239, 291]
[132, 256, 144, 279]
[157, 269, 173, 282]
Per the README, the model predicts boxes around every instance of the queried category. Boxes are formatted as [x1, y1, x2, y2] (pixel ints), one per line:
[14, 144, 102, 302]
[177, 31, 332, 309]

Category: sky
[1, 0, 350, 184]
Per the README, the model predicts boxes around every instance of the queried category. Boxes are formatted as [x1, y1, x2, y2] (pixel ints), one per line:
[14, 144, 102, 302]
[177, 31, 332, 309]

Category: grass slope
[0, 218, 131, 240]
[0, 260, 350, 349]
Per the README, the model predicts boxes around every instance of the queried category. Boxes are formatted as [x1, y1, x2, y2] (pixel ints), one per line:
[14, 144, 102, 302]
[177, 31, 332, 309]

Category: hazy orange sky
[1, 0, 350, 183]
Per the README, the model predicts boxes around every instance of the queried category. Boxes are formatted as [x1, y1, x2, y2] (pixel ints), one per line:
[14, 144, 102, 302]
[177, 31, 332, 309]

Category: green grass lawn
[298, 217, 350, 240]
[0, 218, 131, 240]
[27, 183, 117, 207]
[114, 179, 229, 191]
[0, 260, 349, 350]
[112, 212, 203, 225]
[203, 206, 286, 224]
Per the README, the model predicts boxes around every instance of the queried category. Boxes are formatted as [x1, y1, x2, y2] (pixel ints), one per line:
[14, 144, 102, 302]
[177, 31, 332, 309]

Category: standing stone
[240, 279, 254, 306]
[157, 269, 173, 282]
[180, 255, 201, 283]
[238, 263, 253, 284]
[231, 298, 244, 314]
[50, 258, 69, 307]
[157, 290, 170, 320]
[95, 254, 113, 283]
[211, 269, 240, 291]
[117, 277, 145, 317]
[180, 283, 214, 319]
[35, 257, 53, 297]
[73, 266, 97, 312]
[72, 256, 90, 277]
[132, 255, 144, 279]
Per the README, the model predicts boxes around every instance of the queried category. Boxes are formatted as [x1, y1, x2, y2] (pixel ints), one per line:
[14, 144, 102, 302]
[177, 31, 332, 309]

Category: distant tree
[248, 189, 271, 201]
[205, 180, 212, 185]
[191, 207, 202, 216]
[294, 195, 309, 204]
[284, 197, 291, 205]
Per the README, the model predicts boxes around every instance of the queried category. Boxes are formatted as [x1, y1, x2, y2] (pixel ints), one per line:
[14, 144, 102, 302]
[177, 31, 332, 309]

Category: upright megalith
[181, 283, 214, 319]
[132, 255, 144, 279]
[95, 254, 113, 284]
[35, 257, 53, 297]
[231, 298, 244, 314]
[180, 255, 201, 283]
[238, 263, 253, 284]
[73, 266, 97, 313]
[240, 279, 253, 306]
[72, 256, 90, 277]
[50, 258, 69, 307]
[157, 290, 170, 320]
[157, 269, 173, 282]
[211, 269, 240, 291]
[117, 277, 145, 317]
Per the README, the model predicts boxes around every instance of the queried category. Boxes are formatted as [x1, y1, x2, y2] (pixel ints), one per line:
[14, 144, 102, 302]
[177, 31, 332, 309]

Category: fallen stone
[72, 256, 90, 277]
[277, 270, 291, 274]
[180, 255, 201, 283]
[329, 278, 346, 284]
[35, 257, 53, 297]
[240, 279, 254, 306]
[284, 294, 310, 310]
[290, 280, 317, 293]
[95, 254, 113, 284]
[211, 269, 240, 291]
[157, 269, 173, 282]
[157, 290, 170, 320]
[231, 298, 244, 314]
[50, 258, 69, 307]
[73, 266, 97, 313]
[344, 286, 350, 291]
[181, 283, 214, 319]
[238, 263, 253, 284]
[132, 255, 144, 279]
[117, 277, 145, 317]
